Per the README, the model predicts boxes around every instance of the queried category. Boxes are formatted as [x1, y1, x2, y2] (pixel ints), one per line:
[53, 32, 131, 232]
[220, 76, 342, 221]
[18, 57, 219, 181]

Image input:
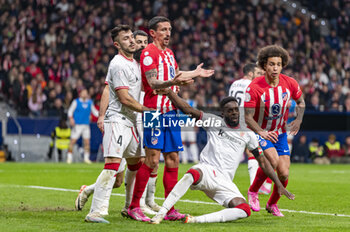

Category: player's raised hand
[288, 119, 302, 136]
[172, 73, 194, 86]
[195, 63, 215, 78]
[278, 186, 295, 200]
[97, 115, 104, 133]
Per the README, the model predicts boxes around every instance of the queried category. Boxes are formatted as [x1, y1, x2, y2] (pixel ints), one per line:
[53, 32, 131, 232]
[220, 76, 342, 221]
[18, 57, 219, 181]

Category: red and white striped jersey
[244, 74, 302, 134]
[140, 43, 178, 113]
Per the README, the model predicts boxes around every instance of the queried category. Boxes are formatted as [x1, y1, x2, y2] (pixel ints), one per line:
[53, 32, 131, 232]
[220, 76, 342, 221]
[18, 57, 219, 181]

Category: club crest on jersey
[245, 92, 251, 102]
[260, 140, 267, 147]
[169, 66, 175, 78]
[151, 137, 158, 145]
[271, 103, 281, 115]
[170, 55, 174, 63]
[143, 56, 153, 66]
[282, 92, 288, 101]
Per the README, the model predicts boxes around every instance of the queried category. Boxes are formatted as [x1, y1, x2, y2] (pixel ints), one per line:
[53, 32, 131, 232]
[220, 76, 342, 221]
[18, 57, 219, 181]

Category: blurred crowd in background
[0, 0, 350, 163]
[0, 0, 350, 118]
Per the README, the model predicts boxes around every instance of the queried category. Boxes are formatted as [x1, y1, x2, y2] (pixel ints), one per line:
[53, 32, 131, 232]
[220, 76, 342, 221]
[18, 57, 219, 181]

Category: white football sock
[181, 149, 188, 164]
[157, 173, 194, 217]
[124, 168, 137, 208]
[195, 208, 248, 223]
[146, 176, 157, 205]
[248, 159, 259, 185]
[189, 143, 199, 162]
[67, 152, 73, 163]
[89, 169, 116, 215]
[140, 183, 147, 207]
[84, 152, 90, 161]
[85, 183, 96, 197]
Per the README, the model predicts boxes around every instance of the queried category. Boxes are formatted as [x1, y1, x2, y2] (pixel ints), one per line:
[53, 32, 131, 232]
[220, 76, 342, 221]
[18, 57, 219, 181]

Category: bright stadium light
[321, 20, 326, 25]
[21, 153, 25, 159]
[301, 9, 306, 14]
[14, 139, 18, 145]
[6, 112, 10, 117]
[311, 14, 316, 20]
[36, 134, 40, 139]
[292, 3, 297, 8]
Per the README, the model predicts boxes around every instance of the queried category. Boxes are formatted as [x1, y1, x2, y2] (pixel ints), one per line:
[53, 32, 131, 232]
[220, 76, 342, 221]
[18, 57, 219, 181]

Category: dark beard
[133, 48, 143, 63]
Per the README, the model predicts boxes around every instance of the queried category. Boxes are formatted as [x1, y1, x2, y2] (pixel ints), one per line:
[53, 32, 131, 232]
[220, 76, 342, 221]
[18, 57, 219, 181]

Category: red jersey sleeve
[140, 48, 158, 74]
[288, 77, 302, 100]
[244, 83, 259, 108]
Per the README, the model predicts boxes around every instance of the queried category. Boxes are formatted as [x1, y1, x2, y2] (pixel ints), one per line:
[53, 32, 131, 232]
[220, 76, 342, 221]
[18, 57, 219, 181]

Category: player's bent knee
[186, 169, 201, 185]
[235, 203, 251, 217]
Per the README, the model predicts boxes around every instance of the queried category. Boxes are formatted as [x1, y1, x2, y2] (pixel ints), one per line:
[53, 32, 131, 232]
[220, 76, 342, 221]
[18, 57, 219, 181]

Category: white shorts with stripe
[190, 163, 245, 208]
[136, 121, 145, 157]
[71, 124, 90, 140]
[103, 122, 142, 158]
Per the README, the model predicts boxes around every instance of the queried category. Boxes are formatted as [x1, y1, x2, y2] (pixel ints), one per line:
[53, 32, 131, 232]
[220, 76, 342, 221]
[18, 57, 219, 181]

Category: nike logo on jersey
[178, 146, 183, 149]
[283, 150, 289, 153]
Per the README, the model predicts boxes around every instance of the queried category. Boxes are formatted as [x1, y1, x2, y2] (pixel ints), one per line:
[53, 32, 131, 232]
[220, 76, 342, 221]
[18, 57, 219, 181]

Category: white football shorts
[71, 124, 90, 140]
[190, 163, 245, 207]
[103, 122, 142, 158]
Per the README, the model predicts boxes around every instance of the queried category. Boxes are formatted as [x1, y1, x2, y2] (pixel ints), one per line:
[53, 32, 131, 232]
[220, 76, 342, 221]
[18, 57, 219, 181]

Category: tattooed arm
[145, 68, 193, 89]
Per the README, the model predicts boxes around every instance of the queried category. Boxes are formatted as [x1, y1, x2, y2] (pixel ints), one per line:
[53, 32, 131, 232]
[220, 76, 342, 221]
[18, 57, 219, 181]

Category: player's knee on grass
[186, 168, 202, 185]
[228, 198, 251, 217]
[113, 172, 124, 188]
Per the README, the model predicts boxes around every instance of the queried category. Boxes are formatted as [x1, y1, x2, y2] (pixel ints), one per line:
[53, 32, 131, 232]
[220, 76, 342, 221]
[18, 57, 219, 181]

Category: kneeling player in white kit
[150, 89, 294, 224]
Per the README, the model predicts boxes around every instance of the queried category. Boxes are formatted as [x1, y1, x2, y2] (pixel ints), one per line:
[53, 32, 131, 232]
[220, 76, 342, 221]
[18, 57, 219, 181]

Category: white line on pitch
[13, 185, 350, 218]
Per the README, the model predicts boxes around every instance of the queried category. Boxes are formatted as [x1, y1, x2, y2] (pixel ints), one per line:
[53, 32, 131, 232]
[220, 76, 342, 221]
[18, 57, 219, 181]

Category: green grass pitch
[0, 163, 349, 232]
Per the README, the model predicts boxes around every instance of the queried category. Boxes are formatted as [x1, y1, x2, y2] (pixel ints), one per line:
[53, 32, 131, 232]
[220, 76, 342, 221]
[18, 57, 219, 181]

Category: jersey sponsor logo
[260, 140, 267, 147]
[282, 92, 288, 101]
[169, 66, 175, 79]
[245, 92, 251, 102]
[143, 56, 153, 66]
[271, 103, 281, 115]
[151, 137, 158, 145]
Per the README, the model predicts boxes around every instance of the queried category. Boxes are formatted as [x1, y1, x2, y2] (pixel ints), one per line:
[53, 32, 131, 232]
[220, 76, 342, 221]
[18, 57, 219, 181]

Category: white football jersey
[105, 54, 141, 126]
[199, 112, 259, 180]
[228, 78, 251, 126]
[136, 91, 145, 123]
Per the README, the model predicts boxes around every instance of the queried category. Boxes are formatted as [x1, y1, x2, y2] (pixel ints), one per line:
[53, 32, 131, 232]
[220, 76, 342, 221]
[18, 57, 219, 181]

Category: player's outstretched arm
[97, 85, 109, 133]
[250, 148, 295, 200]
[145, 69, 193, 90]
[179, 63, 215, 79]
[245, 107, 278, 143]
[117, 89, 153, 113]
[163, 89, 201, 120]
[289, 95, 305, 136]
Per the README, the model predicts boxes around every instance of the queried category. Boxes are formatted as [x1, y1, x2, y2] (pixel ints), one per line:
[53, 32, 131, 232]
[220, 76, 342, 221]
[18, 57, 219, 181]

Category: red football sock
[267, 179, 288, 205]
[249, 167, 268, 192]
[129, 163, 153, 209]
[266, 177, 272, 184]
[163, 166, 178, 211]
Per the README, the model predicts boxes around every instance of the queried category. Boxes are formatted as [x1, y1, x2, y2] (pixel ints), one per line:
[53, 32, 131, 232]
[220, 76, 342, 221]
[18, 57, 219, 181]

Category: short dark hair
[257, 45, 289, 70]
[133, 30, 148, 37]
[110, 24, 131, 42]
[149, 16, 170, 31]
[243, 63, 257, 76]
[220, 97, 238, 108]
